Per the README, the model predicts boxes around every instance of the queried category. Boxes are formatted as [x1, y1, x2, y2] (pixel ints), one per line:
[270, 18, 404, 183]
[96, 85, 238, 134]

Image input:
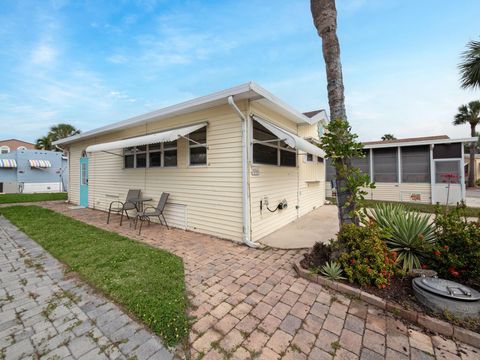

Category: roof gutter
[227, 95, 260, 248]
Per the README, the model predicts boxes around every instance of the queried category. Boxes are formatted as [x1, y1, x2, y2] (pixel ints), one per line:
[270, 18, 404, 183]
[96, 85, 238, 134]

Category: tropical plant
[381, 134, 396, 141]
[311, 0, 359, 226]
[35, 136, 53, 150]
[453, 101, 480, 187]
[427, 204, 480, 288]
[334, 223, 397, 288]
[459, 39, 480, 90]
[35, 123, 80, 151]
[320, 261, 345, 281]
[369, 203, 435, 272]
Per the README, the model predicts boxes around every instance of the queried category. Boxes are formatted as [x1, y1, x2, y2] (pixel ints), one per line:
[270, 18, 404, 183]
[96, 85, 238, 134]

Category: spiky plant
[320, 261, 345, 281]
[369, 203, 435, 272]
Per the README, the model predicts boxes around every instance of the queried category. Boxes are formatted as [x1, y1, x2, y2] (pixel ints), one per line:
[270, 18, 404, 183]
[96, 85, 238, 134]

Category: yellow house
[54, 82, 327, 246]
[465, 154, 480, 184]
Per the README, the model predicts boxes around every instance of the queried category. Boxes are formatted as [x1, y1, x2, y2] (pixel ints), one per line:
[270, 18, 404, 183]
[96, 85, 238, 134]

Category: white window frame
[188, 127, 208, 167]
[0, 146, 10, 154]
[251, 119, 297, 167]
[17, 146, 27, 151]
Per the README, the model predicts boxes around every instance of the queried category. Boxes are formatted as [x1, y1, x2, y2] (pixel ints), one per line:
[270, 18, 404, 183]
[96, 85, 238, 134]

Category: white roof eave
[363, 137, 478, 149]
[54, 81, 315, 146]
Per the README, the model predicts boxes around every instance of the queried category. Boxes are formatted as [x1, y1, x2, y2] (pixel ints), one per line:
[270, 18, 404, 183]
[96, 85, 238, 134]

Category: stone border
[293, 260, 480, 348]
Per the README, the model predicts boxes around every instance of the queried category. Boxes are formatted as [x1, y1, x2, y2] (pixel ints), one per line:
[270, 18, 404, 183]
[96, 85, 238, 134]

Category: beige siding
[67, 104, 244, 242]
[249, 103, 325, 241]
[326, 182, 431, 204]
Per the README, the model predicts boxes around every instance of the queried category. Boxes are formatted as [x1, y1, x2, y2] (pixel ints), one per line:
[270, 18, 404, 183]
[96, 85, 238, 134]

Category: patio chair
[107, 189, 141, 225]
[135, 192, 170, 234]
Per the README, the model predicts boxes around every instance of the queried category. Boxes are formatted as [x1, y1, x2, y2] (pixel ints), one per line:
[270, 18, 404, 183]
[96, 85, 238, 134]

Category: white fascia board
[54, 81, 314, 146]
[363, 137, 478, 149]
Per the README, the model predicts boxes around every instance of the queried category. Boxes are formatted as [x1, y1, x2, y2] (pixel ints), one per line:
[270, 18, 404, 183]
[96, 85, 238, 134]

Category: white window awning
[85, 122, 208, 153]
[252, 116, 325, 158]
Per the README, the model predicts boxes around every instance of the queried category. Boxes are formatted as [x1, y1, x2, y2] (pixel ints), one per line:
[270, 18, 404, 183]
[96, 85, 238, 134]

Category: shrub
[476, 178, 480, 187]
[369, 203, 435, 272]
[334, 223, 397, 288]
[426, 205, 480, 288]
[302, 242, 333, 269]
[320, 261, 345, 281]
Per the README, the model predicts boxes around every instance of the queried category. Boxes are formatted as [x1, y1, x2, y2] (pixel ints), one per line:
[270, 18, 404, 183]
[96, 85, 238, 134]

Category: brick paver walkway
[8, 202, 480, 359]
[0, 216, 173, 360]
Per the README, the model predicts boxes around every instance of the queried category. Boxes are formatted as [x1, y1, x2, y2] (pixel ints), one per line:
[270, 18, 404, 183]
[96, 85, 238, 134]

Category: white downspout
[227, 96, 260, 248]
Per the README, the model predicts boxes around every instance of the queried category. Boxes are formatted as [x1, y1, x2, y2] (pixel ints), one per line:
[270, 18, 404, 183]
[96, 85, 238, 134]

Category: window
[402, 146, 430, 183]
[188, 127, 207, 166]
[306, 153, 313, 162]
[17, 146, 27, 151]
[124, 141, 177, 168]
[0, 146, 10, 154]
[317, 157, 324, 163]
[81, 163, 87, 185]
[373, 148, 398, 182]
[433, 143, 461, 159]
[435, 160, 460, 184]
[252, 120, 297, 167]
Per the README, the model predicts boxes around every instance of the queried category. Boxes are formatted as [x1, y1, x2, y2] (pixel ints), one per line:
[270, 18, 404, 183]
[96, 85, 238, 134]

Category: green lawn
[0, 192, 67, 204]
[327, 197, 480, 218]
[0, 205, 188, 347]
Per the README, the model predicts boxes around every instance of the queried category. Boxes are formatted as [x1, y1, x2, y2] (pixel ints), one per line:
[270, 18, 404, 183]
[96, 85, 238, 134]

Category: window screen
[435, 160, 460, 184]
[401, 146, 430, 183]
[433, 143, 461, 159]
[373, 148, 398, 182]
[326, 158, 336, 181]
[351, 150, 370, 176]
[189, 127, 207, 166]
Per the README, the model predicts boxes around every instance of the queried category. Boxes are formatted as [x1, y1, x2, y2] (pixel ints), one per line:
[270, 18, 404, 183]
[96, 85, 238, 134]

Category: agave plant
[369, 203, 435, 272]
[320, 261, 345, 281]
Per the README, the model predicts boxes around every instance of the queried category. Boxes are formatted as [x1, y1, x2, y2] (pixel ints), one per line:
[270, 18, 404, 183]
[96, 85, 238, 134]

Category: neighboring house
[0, 149, 68, 193]
[0, 139, 35, 154]
[326, 135, 477, 205]
[54, 82, 327, 245]
[464, 154, 480, 185]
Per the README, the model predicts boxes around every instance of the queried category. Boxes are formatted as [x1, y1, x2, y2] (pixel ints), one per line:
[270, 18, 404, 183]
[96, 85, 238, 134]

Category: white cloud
[31, 44, 58, 65]
[107, 54, 128, 64]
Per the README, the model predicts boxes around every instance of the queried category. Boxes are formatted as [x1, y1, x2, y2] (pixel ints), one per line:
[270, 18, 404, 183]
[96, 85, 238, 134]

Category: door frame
[79, 155, 89, 207]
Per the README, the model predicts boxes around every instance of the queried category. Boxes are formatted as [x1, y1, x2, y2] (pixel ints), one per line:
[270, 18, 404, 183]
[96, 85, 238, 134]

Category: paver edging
[293, 259, 480, 348]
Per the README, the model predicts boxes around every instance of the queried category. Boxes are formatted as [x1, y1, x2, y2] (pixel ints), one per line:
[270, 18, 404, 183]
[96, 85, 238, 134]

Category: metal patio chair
[107, 189, 141, 225]
[135, 192, 170, 234]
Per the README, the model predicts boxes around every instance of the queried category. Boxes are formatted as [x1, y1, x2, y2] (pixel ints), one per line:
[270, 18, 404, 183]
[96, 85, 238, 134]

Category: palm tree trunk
[311, 0, 354, 224]
[469, 123, 477, 187]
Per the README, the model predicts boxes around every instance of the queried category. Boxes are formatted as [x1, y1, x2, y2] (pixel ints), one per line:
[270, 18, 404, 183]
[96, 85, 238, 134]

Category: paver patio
[0, 216, 173, 360]
[4, 201, 480, 359]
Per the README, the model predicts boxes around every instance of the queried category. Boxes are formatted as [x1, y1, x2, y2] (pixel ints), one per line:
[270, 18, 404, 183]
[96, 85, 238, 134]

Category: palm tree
[453, 101, 480, 187]
[459, 40, 480, 90]
[381, 134, 396, 141]
[48, 123, 80, 141]
[311, 0, 354, 224]
[35, 136, 53, 150]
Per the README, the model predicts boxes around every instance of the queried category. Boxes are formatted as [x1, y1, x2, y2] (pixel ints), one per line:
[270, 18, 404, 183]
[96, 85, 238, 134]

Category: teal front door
[79, 157, 89, 207]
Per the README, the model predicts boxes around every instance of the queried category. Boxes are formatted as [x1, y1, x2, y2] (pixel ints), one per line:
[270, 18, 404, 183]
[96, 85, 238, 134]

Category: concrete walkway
[259, 206, 339, 249]
[28, 202, 480, 359]
[0, 216, 173, 360]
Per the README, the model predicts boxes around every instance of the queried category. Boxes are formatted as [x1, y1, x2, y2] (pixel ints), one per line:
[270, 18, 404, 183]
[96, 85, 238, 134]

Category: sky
[0, 0, 479, 143]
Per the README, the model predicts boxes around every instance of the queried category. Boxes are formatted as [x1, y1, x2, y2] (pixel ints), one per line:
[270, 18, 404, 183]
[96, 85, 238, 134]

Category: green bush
[369, 203, 435, 272]
[426, 205, 480, 288]
[476, 178, 480, 187]
[333, 223, 397, 288]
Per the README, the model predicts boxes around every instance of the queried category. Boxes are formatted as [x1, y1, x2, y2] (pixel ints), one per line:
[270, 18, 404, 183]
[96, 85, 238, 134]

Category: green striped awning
[0, 159, 17, 168]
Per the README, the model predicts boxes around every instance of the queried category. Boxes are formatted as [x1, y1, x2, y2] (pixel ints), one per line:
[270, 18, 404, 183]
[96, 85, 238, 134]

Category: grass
[0, 192, 67, 204]
[326, 197, 480, 218]
[0, 205, 188, 347]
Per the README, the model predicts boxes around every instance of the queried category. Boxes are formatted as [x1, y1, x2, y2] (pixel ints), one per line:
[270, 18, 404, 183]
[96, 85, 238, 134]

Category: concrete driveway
[259, 205, 340, 249]
[466, 188, 480, 208]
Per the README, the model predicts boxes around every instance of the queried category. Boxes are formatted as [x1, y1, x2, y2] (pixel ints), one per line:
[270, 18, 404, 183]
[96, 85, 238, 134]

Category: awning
[85, 122, 208, 153]
[29, 160, 52, 168]
[252, 116, 325, 157]
[0, 159, 17, 168]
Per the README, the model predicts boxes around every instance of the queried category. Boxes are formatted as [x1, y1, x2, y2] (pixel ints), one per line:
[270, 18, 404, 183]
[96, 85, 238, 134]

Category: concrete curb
[294, 259, 480, 348]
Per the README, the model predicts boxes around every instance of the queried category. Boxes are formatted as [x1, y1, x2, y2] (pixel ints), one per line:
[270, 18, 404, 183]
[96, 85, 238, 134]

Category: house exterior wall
[0, 149, 67, 193]
[0, 139, 35, 151]
[249, 102, 325, 242]
[66, 104, 245, 242]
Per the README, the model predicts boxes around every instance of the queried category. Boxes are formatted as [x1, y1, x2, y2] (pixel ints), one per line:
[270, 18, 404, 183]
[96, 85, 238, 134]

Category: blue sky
[0, 0, 479, 143]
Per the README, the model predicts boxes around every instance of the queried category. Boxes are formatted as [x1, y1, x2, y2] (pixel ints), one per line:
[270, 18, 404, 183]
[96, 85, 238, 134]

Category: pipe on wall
[227, 96, 260, 248]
